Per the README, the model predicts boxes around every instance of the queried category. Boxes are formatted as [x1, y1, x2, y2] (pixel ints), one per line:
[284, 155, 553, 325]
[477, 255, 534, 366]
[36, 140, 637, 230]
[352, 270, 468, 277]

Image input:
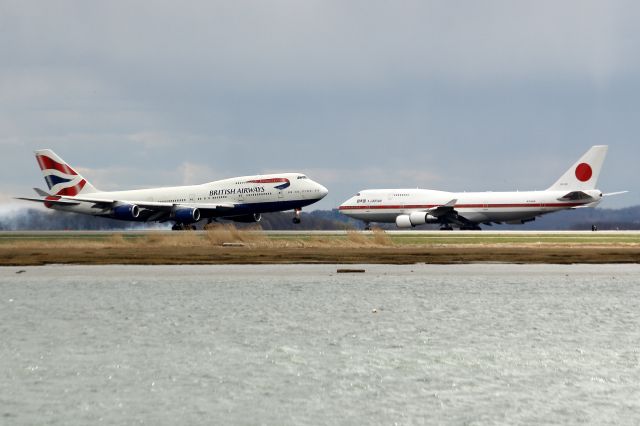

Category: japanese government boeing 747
[17, 149, 328, 230]
[339, 145, 626, 230]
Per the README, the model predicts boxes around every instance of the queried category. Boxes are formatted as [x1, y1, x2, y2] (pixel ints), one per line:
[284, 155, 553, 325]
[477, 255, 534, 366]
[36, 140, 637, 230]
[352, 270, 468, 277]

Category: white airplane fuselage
[339, 145, 618, 229]
[18, 149, 329, 226]
[49, 172, 328, 220]
[339, 188, 602, 225]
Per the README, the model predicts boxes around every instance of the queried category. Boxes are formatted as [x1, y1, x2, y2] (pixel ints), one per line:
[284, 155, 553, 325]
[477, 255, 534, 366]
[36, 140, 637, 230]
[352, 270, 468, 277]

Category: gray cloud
[1, 0, 639, 211]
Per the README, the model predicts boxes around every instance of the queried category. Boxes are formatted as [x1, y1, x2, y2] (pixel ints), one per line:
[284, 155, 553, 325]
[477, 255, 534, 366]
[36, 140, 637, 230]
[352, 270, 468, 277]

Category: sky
[2, 0, 639, 212]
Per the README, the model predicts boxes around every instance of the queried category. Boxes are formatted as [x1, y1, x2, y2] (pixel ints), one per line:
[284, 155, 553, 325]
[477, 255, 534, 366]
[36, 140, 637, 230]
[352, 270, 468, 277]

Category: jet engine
[173, 207, 201, 223]
[396, 212, 439, 228]
[395, 215, 412, 228]
[408, 212, 439, 226]
[111, 204, 140, 220]
[229, 213, 262, 223]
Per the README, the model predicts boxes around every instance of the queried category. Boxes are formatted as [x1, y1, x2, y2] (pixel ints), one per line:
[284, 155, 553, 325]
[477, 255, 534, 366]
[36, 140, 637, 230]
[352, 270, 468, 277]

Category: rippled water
[1, 264, 640, 425]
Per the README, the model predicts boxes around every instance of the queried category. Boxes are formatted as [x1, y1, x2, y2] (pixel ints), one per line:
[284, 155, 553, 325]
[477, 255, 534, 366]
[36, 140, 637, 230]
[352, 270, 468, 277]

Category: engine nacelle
[408, 212, 439, 226]
[229, 213, 262, 223]
[111, 204, 140, 220]
[395, 214, 412, 228]
[174, 207, 201, 223]
[397, 213, 439, 228]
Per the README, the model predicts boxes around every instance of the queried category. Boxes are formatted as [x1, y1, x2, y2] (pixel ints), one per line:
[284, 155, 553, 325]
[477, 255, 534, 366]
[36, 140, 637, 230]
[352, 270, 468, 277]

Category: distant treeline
[1, 206, 639, 231]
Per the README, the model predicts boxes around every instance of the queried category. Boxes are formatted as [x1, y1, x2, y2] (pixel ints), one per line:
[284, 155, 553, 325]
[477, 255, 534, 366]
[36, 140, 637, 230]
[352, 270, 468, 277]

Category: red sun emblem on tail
[575, 163, 592, 182]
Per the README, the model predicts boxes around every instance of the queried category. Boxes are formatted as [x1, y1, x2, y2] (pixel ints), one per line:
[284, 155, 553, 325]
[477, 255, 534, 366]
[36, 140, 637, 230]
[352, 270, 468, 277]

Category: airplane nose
[338, 197, 354, 215]
[317, 183, 329, 198]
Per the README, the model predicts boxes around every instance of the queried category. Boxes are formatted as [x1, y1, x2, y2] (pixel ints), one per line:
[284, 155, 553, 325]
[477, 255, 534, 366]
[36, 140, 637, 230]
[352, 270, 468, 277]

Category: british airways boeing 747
[17, 149, 328, 230]
[339, 146, 626, 230]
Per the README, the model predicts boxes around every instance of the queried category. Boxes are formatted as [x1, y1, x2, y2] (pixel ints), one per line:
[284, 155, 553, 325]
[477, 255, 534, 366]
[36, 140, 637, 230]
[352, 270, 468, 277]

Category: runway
[2, 229, 640, 236]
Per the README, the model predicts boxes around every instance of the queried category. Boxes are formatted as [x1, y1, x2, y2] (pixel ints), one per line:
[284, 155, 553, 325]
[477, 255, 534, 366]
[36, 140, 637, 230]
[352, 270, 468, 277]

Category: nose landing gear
[292, 208, 301, 224]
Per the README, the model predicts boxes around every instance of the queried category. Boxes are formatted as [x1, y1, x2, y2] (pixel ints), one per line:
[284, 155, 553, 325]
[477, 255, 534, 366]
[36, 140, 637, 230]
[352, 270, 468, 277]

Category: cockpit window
[297, 175, 307, 179]
[356, 193, 360, 196]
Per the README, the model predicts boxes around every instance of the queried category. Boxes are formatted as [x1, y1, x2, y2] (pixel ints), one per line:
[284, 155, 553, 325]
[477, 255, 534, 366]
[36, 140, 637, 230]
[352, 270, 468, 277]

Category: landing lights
[293, 208, 302, 224]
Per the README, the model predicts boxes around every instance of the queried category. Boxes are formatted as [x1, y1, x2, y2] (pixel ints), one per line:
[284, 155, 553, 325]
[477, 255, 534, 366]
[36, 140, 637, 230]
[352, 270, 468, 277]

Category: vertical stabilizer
[34, 149, 98, 196]
[546, 145, 608, 191]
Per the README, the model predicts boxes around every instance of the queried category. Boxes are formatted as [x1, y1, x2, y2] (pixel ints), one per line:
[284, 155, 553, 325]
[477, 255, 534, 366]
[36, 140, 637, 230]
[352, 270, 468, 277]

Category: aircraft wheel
[293, 208, 302, 224]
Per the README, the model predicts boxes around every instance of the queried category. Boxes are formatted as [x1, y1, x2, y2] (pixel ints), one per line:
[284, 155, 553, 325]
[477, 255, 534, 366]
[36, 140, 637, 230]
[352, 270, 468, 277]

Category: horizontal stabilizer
[603, 191, 629, 197]
[33, 188, 50, 197]
[557, 191, 594, 201]
[15, 196, 80, 206]
[571, 201, 601, 209]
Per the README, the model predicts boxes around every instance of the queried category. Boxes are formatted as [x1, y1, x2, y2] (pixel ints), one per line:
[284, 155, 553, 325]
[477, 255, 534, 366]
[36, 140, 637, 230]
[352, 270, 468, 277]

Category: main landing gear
[439, 224, 454, 231]
[364, 222, 372, 231]
[171, 223, 196, 231]
[292, 208, 302, 224]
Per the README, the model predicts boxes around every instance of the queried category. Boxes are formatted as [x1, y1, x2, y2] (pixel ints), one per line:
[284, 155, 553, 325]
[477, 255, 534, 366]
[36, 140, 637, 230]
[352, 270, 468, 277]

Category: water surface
[1, 264, 640, 425]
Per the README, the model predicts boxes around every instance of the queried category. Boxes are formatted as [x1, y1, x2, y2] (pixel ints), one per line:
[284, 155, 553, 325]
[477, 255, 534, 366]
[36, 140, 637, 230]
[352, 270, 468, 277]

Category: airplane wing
[418, 198, 472, 227]
[135, 201, 236, 214]
[425, 198, 486, 227]
[18, 194, 236, 221]
[58, 195, 235, 212]
[426, 198, 458, 217]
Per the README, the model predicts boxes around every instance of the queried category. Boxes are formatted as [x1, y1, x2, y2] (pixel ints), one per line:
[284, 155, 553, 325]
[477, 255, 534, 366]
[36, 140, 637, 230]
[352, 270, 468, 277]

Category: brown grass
[343, 229, 393, 247]
[204, 224, 267, 246]
[2, 244, 640, 266]
[2, 228, 640, 266]
[346, 230, 368, 245]
[153, 231, 202, 247]
[107, 233, 127, 246]
[371, 228, 393, 246]
[0, 228, 401, 251]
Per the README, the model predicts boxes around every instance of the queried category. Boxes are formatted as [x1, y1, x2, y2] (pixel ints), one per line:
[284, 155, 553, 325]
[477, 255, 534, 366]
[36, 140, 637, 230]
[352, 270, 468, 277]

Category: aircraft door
[189, 193, 195, 203]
